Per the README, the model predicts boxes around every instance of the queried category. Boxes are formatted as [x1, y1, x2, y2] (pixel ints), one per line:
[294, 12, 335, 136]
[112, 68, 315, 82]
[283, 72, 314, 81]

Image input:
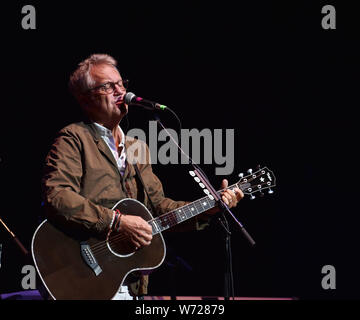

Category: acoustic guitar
[32, 167, 276, 299]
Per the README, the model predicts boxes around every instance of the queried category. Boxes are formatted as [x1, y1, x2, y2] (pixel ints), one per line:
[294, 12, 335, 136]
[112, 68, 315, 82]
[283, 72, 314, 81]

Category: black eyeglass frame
[87, 79, 129, 94]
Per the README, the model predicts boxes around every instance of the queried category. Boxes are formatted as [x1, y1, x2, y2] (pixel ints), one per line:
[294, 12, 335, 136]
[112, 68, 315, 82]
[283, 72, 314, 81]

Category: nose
[114, 83, 126, 96]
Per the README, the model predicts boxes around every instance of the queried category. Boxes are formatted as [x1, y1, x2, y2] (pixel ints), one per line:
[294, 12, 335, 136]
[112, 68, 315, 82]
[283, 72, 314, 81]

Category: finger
[145, 224, 153, 234]
[141, 219, 153, 234]
[223, 190, 234, 202]
[230, 192, 238, 207]
[138, 225, 152, 237]
[222, 195, 230, 205]
[136, 219, 153, 235]
[223, 190, 237, 207]
[132, 239, 141, 249]
[228, 188, 237, 199]
[234, 188, 244, 200]
[139, 237, 152, 247]
[135, 228, 152, 242]
[221, 179, 228, 189]
[142, 232, 153, 242]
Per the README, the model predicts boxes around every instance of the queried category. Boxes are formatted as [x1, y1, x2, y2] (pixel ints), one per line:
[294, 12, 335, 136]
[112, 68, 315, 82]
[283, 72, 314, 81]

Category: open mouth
[115, 97, 123, 105]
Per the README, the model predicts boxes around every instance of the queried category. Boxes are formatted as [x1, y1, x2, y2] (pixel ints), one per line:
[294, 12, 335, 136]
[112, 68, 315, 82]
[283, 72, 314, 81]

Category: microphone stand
[0, 156, 30, 263]
[152, 111, 256, 300]
[0, 217, 29, 257]
[218, 214, 234, 300]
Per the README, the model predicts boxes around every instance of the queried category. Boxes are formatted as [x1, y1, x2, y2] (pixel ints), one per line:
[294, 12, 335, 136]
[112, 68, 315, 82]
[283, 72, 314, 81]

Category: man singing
[41, 53, 243, 299]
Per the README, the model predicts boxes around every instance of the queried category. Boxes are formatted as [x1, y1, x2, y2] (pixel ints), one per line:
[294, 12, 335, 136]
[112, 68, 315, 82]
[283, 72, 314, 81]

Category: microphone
[124, 92, 167, 111]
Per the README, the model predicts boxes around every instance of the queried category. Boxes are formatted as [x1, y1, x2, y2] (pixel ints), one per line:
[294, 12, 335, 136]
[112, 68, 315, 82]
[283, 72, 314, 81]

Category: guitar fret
[159, 215, 170, 231]
[168, 212, 179, 228]
[173, 211, 181, 224]
[209, 196, 216, 207]
[187, 204, 197, 216]
[149, 191, 227, 235]
[175, 208, 187, 222]
[151, 169, 274, 236]
[183, 205, 193, 219]
[195, 197, 210, 213]
[149, 220, 160, 235]
[194, 201, 203, 213]
[205, 196, 213, 208]
[196, 199, 205, 212]
[200, 198, 210, 210]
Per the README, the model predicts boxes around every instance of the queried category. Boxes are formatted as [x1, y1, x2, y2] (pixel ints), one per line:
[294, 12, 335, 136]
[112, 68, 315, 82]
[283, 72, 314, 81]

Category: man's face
[81, 64, 128, 125]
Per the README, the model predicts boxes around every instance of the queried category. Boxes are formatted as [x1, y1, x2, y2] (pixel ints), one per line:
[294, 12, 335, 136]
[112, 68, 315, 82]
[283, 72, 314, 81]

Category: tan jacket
[41, 120, 208, 296]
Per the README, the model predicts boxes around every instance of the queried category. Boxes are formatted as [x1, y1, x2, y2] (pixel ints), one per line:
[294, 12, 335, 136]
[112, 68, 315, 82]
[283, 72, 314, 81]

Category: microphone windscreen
[124, 92, 136, 105]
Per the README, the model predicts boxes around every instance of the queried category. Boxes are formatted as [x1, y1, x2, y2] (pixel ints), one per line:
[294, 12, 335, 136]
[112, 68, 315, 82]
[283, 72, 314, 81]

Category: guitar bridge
[80, 242, 102, 276]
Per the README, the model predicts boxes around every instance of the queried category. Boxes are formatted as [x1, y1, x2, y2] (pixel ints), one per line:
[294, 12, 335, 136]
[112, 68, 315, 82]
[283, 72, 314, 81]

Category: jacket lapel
[86, 122, 120, 172]
[123, 137, 136, 180]
[97, 139, 119, 170]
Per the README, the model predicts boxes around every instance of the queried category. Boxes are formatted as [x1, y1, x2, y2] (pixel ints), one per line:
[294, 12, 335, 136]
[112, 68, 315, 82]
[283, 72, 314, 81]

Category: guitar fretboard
[148, 182, 249, 235]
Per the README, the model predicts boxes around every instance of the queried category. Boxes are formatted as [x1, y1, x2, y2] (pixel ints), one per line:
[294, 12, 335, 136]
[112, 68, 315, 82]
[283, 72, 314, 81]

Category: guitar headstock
[237, 166, 276, 199]
[189, 165, 276, 201]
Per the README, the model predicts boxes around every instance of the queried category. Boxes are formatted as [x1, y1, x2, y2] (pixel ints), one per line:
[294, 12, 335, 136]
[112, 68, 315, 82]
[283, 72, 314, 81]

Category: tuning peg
[250, 194, 256, 200]
[268, 188, 274, 194]
[199, 183, 205, 189]
[189, 171, 195, 177]
[247, 168, 253, 174]
[238, 173, 244, 178]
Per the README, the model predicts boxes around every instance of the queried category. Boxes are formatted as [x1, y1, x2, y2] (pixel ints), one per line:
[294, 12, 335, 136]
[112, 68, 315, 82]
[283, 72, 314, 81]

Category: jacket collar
[84, 120, 136, 180]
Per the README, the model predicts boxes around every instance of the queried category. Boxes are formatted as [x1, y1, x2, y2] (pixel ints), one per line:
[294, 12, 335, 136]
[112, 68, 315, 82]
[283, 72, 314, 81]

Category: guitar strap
[134, 163, 157, 216]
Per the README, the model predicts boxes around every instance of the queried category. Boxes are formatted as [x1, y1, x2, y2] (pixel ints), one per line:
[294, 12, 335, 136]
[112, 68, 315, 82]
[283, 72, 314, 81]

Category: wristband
[113, 209, 123, 232]
[109, 210, 116, 231]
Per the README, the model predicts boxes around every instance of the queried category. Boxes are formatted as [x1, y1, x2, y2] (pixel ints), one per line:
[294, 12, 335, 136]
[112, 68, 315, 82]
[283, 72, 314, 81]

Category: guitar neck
[148, 182, 247, 235]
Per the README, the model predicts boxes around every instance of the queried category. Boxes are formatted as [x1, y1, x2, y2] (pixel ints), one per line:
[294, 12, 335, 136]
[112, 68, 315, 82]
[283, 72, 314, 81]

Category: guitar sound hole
[107, 232, 136, 256]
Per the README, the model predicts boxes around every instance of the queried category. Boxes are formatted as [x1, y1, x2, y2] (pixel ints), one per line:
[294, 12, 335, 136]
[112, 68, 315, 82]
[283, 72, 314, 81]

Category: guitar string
[89, 178, 272, 255]
[90, 191, 219, 253]
[89, 179, 272, 256]
[90, 212, 180, 255]
[89, 177, 271, 253]
[90, 182, 244, 252]
[89, 209, 181, 253]
[89, 187, 222, 254]
[90, 203, 204, 255]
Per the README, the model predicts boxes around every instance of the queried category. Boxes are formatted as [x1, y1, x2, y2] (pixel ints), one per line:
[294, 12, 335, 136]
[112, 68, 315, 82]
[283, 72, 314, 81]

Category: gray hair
[69, 53, 118, 101]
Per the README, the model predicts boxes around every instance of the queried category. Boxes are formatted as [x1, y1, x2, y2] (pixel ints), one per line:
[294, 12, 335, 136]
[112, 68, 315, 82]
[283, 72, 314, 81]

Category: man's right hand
[118, 215, 153, 249]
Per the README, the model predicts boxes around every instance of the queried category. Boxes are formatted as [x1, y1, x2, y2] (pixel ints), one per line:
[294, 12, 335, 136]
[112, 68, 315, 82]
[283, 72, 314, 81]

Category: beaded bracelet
[113, 209, 123, 232]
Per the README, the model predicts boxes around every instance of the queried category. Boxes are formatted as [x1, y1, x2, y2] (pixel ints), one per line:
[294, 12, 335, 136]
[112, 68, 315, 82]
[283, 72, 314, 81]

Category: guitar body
[32, 198, 166, 300]
[32, 167, 276, 300]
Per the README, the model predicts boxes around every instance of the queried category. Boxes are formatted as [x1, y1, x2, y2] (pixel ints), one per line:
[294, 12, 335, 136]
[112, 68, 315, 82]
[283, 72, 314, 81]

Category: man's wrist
[110, 209, 124, 232]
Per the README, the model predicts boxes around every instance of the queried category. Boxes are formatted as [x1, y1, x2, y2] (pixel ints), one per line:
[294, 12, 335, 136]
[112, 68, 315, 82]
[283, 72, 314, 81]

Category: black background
[0, 1, 359, 300]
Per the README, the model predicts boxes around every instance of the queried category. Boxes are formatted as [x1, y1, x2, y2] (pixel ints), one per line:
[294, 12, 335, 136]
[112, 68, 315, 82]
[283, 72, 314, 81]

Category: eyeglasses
[88, 79, 129, 94]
